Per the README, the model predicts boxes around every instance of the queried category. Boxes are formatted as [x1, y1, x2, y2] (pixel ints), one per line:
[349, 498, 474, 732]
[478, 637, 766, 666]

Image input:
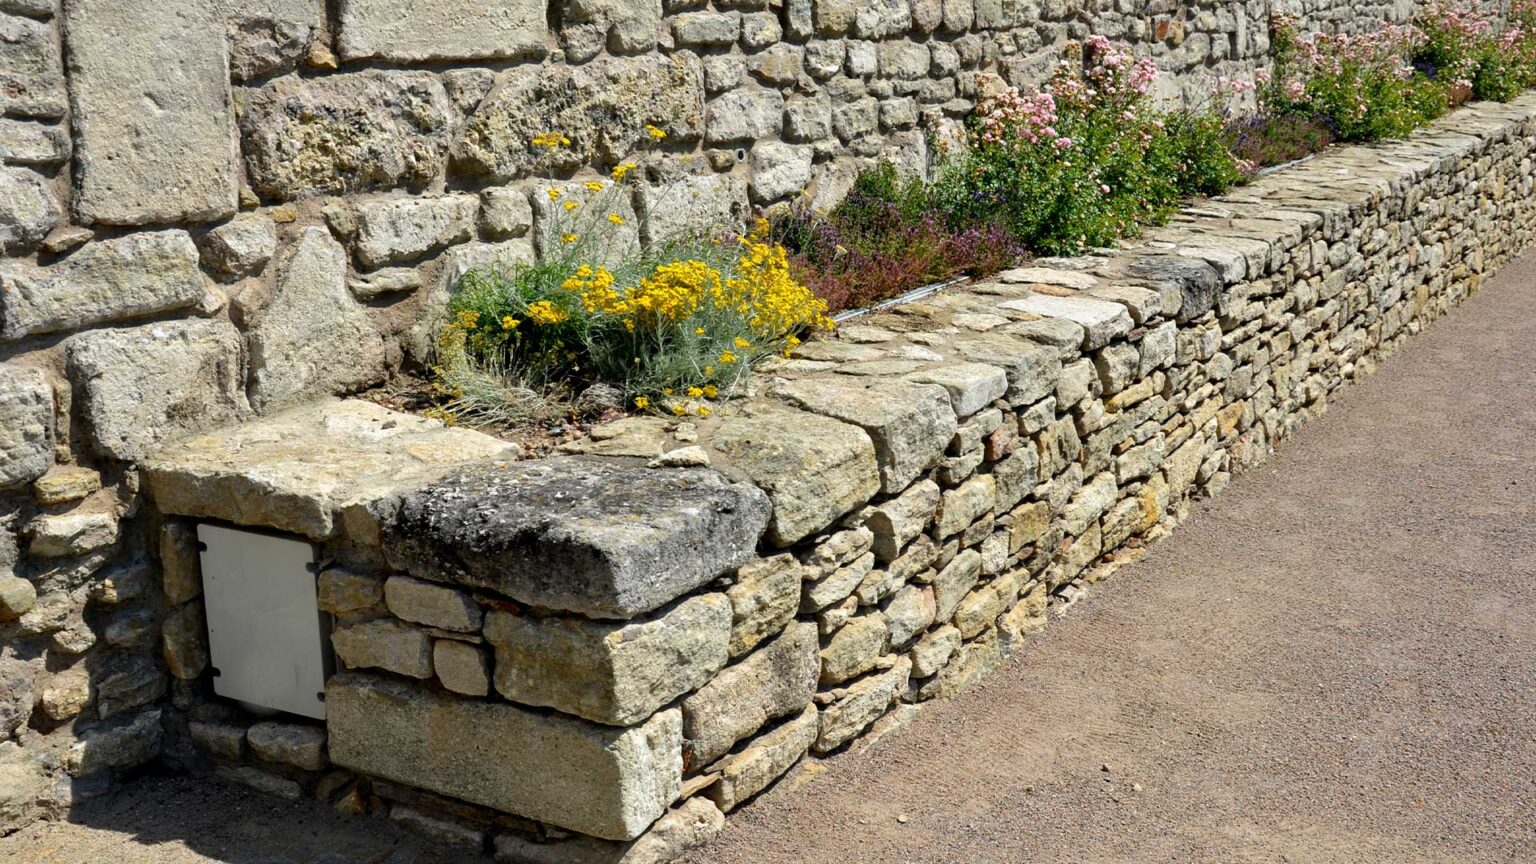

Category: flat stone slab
[998, 294, 1134, 350]
[327, 672, 681, 841]
[142, 399, 516, 540]
[382, 457, 770, 619]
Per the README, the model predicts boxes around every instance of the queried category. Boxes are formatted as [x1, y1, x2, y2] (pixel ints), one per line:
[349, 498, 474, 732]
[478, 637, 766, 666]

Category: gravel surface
[5, 259, 1536, 864]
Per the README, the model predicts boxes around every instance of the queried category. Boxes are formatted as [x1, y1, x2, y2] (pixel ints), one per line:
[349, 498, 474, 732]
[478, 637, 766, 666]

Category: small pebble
[896, 814, 908, 824]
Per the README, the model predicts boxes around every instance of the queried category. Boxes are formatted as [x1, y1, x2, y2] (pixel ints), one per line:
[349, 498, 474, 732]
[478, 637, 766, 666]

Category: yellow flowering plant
[438, 165, 833, 421]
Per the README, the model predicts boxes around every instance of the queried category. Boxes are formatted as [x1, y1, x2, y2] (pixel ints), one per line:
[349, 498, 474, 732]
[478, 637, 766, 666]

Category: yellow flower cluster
[721, 240, 835, 339]
[531, 132, 570, 149]
[527, 300, 569, 325]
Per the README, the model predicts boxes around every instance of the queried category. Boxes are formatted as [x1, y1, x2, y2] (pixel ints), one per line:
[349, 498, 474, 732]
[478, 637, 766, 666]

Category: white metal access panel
[198, 524, 330, 720]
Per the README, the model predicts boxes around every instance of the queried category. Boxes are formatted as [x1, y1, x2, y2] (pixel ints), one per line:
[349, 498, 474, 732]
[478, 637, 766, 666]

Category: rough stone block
[0, 364, 52, 489]
[0, 12, 65, 121]
[247, 721, 327, 771]
[484, 593, 731, 726]
[332, 619, 433, 679]
[818, 612, 888, 684]
[0, 166, 58, 254]
[353, 195, 478, 269]
[327, 672, 682, 841]
[383, 457, 769, 619]
[682, 622, 818, 766]
[860, 479, 939, 563]
[66, 708, 163, 777]
[337, 0, 546, 62]
[952, 334, 1063, 406]
[710, 407, 880, 546]
[773, 377, 956, 494]
[813, 656, 910, 753]
[384, 575, 481, 633]
[433, 639, 490, 697]
[64, 0, 236, 225]
[67, 319, 249, 462]
[708, 705, 817, 812]
[724, 554, 802, 658]
[456, 55, 704, 183]
[999, 294, 1134, 350]
[248, 227, 387, 411]
[239, 71, 455, 200]
[637, 172, 748, 245]
[906, 363, 1008, 417]
[200, 215, 276, 278]
[162, 601, 210, 679]
[1, 230, 205, 340]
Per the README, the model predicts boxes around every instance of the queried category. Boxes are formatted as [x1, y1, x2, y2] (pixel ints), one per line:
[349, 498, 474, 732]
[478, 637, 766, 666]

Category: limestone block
[860, 479, 940, 562]
[32, 466, 101, 505]
[200, 215, 276, 278]
[383, 457, 769, 619]
[564, 0, 665, 56]
[952, 334, 1063, 406]
[239, 71, 455, 200]
[247, 721, 326, 771]
[162, 601, 210, 680]
[906, 363, 1008, 417]
[247, 227, 387, 411]
[0, 12, 65, 120]
[67, 319, 250, 462]
[749, 141, 814, 203]
[813, 655, 910, 753]
[64, 0, 237, 225]
[26, 511, 117, 558]
[708, 705, 817, 811]
[706, 88, 785, 144]
[881, 583, 935, 646]
[0, 118, 69, 166]
[189, 720, 246, 761]
[484, 593, 731, 726]
[66, 708, 163, 777]
[159, 522, 203, 605]
[337, 0, 546, 62]
[681, 622, 818, 766]
[331, 619, 433, 679]
[433, 639, 490, 697]
[935, 474, 996, 538]
[384, 575, 481, 633]
[317, 568, 382, 614]
[456, 54, 704, 182]
[0, 655, 36, 738]
[0, 364, 52, 489]
[710, 407, 880, 546]
[0, 166, 57, 254]
[480, 187, 534, 240]
[327, 672, 682, 841]
[142, 400, 515, 540]
[1, 230, 204, 340]
[908, 622, 960, 677]
[818, 612, 888, 684]
[725, 554, 802, 658]
[353, 195, 478, 269]
[999, 294, 1134, 350]
[931, 548, 981, 623]
[773, 377, 957, 493]
[227, 15, 311, 82]
[637, 172, 748, 245]
[0, 575, 36, 620]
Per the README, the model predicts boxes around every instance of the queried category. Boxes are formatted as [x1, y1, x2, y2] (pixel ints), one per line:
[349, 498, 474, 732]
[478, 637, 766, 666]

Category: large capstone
[772, 377, 956, 494]
[326, 672, 681, 841]
[239, 70, 455, 201]
[454, 54, 704, 182]
[336, 0, 546, 63]
[382, 457, 770, 619]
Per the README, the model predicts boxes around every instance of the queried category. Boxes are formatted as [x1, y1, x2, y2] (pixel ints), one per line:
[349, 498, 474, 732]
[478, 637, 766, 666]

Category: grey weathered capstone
[708, 705, 818, 811]
[239, 71, 456, 200]
[247, 227, 387, 411]
[383, 457, 770, 619]
[682, 622, 818, 766]
[0, 364, 52, 489]
[328, 672, 682, 841]
[0, 167, 57, 254]
[710, 407, 880, 547]
[67, 319, 250, 461]
[200, 215, 276, 278]
[384, 575, 481, 633]
[64, 0, 236, 225]
[1124, 254, 1222, 321]
[337, 0, 546, 62]
[142, 400, 515, 540]
[456, 55, 704, 182]
[483, 593, 730, 726]
[773, 377, 957, 493]
[353, 195, 478, 269]
[331, 619, 433, 679]
[0, 230, 204, 340]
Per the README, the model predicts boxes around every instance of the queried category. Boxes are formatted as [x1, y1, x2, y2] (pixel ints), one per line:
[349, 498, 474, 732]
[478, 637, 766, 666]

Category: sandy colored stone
[337, 0, 546, 62]
[708, 705, 818, 812]
[682, 622, 819, 766]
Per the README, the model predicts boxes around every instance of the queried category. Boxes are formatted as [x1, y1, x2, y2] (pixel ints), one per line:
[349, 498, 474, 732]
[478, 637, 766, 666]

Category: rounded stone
[0, 575, 37, 620]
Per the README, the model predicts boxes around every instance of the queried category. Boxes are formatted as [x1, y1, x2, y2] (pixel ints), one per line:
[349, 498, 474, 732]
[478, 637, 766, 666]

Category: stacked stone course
[0, 0, 1532, 855]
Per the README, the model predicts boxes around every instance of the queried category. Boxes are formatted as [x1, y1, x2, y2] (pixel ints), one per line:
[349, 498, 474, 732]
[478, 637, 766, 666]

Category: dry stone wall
[0, 0, 1524, 847]
[129, 96, 1536, 863]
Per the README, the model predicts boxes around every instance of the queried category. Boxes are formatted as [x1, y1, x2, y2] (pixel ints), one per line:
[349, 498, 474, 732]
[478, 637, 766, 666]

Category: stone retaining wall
[129, 95, 1536, 862]
[0, 0, 1525, 849]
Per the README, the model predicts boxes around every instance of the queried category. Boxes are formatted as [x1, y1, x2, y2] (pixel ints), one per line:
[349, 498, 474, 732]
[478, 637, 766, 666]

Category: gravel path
[5, 257, 1536, 864]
